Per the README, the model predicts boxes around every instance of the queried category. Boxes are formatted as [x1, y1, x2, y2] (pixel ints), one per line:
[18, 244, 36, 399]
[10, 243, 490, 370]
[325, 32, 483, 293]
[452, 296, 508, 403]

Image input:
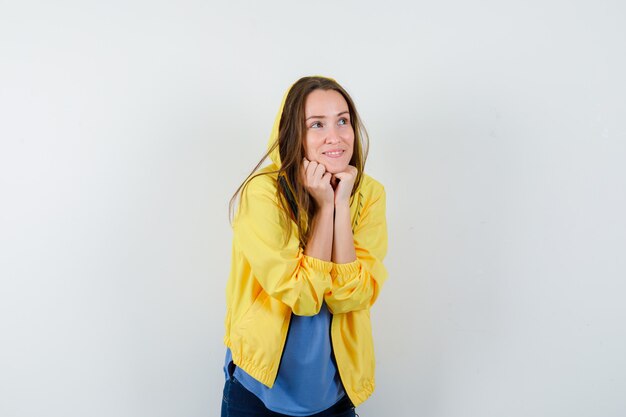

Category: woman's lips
[323, 150, 344, 158]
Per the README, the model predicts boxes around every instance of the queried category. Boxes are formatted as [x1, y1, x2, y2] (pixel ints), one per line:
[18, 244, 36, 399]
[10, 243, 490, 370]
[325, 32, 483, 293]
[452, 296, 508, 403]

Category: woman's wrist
[317, 202, 335, 214]
[334, 200, 350, 212]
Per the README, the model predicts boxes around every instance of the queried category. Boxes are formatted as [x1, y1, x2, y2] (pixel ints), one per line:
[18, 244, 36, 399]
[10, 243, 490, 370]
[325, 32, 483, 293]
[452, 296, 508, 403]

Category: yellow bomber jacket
[223, 163, 388, 407]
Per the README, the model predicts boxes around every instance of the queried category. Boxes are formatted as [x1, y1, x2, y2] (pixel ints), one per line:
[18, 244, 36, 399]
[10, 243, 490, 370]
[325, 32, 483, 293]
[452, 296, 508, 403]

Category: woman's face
[303, 89, 354, 174]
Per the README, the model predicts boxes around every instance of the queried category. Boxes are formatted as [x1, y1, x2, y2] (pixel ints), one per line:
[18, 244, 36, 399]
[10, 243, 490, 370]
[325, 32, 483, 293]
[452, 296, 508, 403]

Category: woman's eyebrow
[305, 111, 349, 121]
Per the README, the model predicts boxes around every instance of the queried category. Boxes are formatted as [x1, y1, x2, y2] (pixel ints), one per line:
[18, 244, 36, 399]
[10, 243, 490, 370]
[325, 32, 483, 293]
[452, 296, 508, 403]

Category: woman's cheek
[305, 136, 322, 160]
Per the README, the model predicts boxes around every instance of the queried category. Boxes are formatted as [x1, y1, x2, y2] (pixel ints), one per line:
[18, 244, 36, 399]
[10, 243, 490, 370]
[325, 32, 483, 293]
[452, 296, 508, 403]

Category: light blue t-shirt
[224, 302, 345, 416]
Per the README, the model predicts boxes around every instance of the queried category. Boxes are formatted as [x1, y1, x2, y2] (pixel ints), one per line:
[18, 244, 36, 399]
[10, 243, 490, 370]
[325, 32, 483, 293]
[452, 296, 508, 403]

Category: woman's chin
[324, 163, 349, 174]
[317, 156, 351, 174]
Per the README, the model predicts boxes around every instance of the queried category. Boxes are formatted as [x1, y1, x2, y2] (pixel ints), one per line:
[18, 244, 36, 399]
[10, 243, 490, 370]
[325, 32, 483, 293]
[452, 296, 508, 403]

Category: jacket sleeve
[233, 176, 333, 316]
[325, 185, 388, 314]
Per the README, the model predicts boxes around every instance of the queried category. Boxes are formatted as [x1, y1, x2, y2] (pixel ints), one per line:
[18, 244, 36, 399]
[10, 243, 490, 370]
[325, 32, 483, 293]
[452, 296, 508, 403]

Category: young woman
[222, 76, 388, 417]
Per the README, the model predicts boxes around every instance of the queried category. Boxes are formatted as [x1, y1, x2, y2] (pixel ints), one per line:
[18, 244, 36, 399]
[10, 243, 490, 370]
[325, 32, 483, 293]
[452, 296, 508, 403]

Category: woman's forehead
[304, 89, 349, 117]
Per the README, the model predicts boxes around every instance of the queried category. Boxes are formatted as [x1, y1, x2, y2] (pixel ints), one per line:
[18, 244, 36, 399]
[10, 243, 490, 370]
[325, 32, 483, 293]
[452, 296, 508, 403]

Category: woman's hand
[332, 165, 358, 206]
[302, 158, 334, 208]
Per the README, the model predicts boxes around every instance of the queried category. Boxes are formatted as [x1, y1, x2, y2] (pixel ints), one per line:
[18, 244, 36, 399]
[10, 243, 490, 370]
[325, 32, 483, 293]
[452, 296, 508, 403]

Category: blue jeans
[221, 376, 356, 417]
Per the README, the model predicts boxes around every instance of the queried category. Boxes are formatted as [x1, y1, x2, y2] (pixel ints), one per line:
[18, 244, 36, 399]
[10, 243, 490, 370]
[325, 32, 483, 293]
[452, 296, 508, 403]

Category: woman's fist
[332, 165, 358, 206]
[302, 158, 334, 208]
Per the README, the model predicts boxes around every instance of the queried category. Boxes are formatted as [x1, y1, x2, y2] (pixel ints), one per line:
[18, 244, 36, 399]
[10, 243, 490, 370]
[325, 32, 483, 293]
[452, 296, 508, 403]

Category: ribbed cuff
[331, 259, 360, 283]
[303, 254, 334, 273]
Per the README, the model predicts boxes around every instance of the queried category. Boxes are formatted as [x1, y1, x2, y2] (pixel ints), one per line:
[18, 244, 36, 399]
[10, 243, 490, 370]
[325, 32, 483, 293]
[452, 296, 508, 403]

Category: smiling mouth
[323, 150, 344, 158]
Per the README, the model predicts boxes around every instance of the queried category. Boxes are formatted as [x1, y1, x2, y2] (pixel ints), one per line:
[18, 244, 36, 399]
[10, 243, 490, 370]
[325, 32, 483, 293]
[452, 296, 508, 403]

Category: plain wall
[1, 1, 625, 416]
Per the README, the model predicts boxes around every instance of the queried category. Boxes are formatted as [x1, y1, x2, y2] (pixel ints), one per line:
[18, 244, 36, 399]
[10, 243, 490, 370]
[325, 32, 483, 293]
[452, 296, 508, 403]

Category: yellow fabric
[223, 80, 388, 407]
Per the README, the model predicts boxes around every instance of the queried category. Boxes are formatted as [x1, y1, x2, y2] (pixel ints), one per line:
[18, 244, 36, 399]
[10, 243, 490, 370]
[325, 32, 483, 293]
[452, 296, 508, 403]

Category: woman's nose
[325, 126, 341, 143]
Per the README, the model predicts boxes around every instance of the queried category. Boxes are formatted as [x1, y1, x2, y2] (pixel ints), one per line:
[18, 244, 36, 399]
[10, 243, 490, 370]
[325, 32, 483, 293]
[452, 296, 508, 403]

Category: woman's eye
[338, 118, 349, 125]
[311, 121, 322, 128]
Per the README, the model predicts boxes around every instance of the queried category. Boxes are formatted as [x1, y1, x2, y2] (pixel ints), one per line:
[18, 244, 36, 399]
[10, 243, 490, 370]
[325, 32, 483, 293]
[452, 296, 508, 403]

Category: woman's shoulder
[359, 172, 386, 200]
[240, 164, 280, 198]
[234, 166, 281, 223]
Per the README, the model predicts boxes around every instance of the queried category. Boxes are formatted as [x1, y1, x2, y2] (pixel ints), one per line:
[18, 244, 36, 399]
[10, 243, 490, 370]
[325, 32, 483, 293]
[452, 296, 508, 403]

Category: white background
[1, 1, 625, 416]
